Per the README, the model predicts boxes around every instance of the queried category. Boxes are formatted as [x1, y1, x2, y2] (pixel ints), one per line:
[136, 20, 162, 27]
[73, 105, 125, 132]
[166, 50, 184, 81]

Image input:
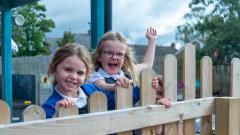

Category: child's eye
[116, 53, 125, 58]
[64, 68, 73, 72]
[77, 71, 85, 76]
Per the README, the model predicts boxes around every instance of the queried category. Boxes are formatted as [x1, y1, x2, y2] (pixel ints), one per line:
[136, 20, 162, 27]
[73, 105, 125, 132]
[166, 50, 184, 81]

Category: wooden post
[183, 44, 196, 135]
[215, 97, 240, 135]
[200, 56, 212, 135]
[164, 54, 178, 135]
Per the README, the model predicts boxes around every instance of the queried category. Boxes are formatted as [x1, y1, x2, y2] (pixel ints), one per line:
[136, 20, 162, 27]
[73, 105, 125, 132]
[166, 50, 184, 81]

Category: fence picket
[0, 100, 10, 124]
[230, 58, 240, 97]
[116, 86, 133, 135]
[200, 56, 212, 135]
[57, 105, 78, 117]
[88, 92, 107, 113]
[140, 68, 156, 135]
[183, 44, 196, 135]
[163, 54, 178, 135]
[22, 105, 46, 122]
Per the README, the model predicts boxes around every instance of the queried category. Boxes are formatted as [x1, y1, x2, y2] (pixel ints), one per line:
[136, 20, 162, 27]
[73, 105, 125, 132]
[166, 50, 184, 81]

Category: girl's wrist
[148, 39, 157, 45]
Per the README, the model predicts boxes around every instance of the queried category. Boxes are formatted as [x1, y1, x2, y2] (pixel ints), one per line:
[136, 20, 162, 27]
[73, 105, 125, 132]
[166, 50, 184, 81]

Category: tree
[57, 31, 76, 47]
[12, 2, 55, 57]
[176, 0, 240, 64]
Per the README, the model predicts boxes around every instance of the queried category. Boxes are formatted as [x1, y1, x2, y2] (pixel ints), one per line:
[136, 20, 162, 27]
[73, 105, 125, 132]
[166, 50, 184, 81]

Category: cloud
[113, 0, 191, 45]
[40, 0, 90, 37]
[40, 0, 191, 46]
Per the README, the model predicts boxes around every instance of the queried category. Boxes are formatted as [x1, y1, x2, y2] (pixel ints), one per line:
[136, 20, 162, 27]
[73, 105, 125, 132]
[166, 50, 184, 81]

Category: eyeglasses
[102, 51, 125, 59]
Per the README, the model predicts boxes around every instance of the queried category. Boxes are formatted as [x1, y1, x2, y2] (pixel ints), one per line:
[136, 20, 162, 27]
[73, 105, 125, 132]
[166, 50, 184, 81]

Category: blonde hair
[48, 43, 93, 85]
[92, 31, 138, 84]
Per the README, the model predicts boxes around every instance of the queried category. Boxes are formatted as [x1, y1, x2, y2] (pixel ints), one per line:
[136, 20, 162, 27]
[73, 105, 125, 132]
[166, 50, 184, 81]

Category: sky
[40, 0, 191, 49]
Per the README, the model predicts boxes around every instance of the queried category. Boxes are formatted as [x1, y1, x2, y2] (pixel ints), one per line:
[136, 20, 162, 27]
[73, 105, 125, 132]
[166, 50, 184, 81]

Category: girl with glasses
[90, 27, 158, 91]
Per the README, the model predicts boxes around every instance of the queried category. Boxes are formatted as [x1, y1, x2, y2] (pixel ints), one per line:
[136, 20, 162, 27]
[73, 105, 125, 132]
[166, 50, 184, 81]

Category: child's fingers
[117, 78, 125, 88]
[116, 78, 131, 89]
[58, 99, 75, 108]
[123, 78, 131, 88]
[156, 98, 172, 108]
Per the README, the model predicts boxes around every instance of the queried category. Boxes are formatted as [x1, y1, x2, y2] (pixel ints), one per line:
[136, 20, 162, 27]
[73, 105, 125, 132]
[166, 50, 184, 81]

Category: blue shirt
[42, 84, 140, 118]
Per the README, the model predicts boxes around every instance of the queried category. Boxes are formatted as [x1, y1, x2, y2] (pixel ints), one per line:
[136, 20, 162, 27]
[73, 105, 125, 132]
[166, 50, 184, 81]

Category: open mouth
[108, 63, 118, 67]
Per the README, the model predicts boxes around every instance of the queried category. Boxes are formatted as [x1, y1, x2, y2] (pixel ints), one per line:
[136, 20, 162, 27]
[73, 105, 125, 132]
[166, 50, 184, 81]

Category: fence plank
[88, 92, 107, 113]
[200, 56, 212, 135]
[0, 97, 215, 135]
[183, 44, 196, 135]
[22, 105, 46, 122]
[0, 100, 10, 124]
[230, 58, 240, 97]
[163, 54, 178, 135]
[140, 68, 156, 135]
[57, 105, 78, 117]
[116, 87, 133, 135]
[215, 97, 240, 135]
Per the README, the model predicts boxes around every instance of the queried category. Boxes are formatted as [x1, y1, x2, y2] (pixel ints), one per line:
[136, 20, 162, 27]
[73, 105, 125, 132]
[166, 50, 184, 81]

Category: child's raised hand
[156, 97, 171, 108]
[115, 77, 132, 89]
[56, 98, 75, 109]
[146, 27, 157, 41]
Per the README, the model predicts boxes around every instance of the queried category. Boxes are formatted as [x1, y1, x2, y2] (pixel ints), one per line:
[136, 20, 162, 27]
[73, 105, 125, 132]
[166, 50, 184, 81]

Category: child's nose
[70, 72, 77, 79]
[111, 54, 117, 59]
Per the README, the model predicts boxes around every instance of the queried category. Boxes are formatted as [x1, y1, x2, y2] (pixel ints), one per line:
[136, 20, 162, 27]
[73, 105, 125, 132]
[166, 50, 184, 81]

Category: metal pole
[1, 0, 13, 115]
[104, 0, 112, 33]
[91, 0, 105, 49]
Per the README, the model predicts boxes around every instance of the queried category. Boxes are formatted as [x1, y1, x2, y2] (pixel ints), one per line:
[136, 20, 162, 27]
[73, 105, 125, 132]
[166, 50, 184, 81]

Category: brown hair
[48, 43, 93, 84]
[92, 31, 138, 84]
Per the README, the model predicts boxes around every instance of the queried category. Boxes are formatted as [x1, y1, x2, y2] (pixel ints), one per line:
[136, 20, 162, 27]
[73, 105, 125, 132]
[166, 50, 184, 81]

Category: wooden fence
[0, 44, 240, 135]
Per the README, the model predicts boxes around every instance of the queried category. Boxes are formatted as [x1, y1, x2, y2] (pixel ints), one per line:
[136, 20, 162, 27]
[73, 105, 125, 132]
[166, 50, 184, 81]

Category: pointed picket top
[88, 92, 107, 113]
[22, 105, 46, 122]
[0, 100, 10, 124]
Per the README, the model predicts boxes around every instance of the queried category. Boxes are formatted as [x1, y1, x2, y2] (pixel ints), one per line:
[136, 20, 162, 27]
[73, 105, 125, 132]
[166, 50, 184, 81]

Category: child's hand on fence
[115, 77, 132, 89]
[146, 27, 157, 41]
[56, 98, 75, 108]
[152, 76, 160, 90]
[156, 98, 171, 108]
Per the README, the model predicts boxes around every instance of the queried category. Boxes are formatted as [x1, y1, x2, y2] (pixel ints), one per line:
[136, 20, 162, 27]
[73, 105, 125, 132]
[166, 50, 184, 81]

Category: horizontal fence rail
[0, 97, 215, 135]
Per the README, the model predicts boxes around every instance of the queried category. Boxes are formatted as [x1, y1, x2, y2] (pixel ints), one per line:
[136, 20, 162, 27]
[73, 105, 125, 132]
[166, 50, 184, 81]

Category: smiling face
[97, 39, 127, 75]
[55, 55, 86, 96]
